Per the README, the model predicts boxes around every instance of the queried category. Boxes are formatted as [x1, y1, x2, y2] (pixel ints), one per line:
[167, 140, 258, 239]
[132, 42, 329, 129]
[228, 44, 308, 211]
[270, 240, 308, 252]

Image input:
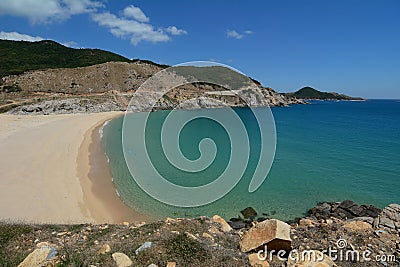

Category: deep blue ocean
[102, 100, 400, 221]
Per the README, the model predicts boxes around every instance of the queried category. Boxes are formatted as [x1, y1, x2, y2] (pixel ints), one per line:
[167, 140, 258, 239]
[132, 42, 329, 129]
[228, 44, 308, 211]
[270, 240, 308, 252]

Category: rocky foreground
[1, 200, 399, 267]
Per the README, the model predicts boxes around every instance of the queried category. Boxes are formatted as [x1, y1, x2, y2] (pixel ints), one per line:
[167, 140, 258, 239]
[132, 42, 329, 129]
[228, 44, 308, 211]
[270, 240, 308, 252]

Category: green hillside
[0, 39, 133, 77]
[285, 86, 363, 100]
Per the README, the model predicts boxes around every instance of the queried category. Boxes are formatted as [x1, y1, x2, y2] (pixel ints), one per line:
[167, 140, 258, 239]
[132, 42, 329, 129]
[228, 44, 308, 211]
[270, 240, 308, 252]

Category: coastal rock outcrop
[374, 204, 400, 232]
[9, 98, 124, 115]
[308, 200, 381, 222]
[7, 203, 400, 267]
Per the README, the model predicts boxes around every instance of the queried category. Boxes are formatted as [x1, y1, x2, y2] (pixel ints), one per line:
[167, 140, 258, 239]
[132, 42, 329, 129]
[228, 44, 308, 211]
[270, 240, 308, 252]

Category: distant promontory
[284, 86, 363, 100]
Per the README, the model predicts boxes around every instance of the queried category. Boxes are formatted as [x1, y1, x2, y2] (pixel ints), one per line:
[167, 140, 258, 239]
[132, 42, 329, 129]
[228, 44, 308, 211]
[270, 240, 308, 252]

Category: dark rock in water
[256, 217, 267, 222]
[309, 202, 332, 219]
[228, 220, 246, 229]
[308, 200, 382, 221]
[229, 217, 243, 222]
[332, 207, 356, 219]
[240, 207, 257, 219]
[338, 199, 357, 209]
[361, 204, 381, 218]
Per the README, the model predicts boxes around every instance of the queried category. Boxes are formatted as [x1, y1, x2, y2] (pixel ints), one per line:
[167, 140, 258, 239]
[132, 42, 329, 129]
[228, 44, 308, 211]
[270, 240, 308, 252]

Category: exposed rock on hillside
[2, 62, 159, 94]
[2, 62, 304, 114]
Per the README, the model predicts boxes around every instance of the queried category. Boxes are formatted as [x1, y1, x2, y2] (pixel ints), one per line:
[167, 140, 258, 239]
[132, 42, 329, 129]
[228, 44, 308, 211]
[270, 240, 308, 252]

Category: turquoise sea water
[102, 100, 400, 221]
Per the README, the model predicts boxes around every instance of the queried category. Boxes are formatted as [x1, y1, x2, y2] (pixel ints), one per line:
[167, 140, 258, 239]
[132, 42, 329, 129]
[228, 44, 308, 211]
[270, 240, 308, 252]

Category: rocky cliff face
[2, 62, 304, 115]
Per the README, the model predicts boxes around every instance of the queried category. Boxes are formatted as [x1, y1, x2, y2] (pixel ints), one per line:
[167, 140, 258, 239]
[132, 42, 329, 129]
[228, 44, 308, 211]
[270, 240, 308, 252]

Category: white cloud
[0, 1, 187, 46]
[0, 31, 78, 47]
[123, 5, 149, 22]
[92, 8, 187, 45]
[0, 31, 44, 42]
[92, 12, 170, 45]
[166, 26, 187, 35]
[227, 29, 253, 39]
[0, 0, 103, 23]
[227, 30, 243, 39]
[61, 40, 78, 47]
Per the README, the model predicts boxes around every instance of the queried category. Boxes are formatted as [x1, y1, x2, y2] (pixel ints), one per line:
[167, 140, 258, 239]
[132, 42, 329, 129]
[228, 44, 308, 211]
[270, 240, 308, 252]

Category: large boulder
[373, 204, 400, 231]
[239, 219, 291, 252]
[18, 244, 58, 267]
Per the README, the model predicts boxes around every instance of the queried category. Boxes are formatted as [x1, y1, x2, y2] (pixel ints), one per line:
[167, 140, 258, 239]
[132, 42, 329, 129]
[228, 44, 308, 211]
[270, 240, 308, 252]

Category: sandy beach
[0, 112, 146, 224]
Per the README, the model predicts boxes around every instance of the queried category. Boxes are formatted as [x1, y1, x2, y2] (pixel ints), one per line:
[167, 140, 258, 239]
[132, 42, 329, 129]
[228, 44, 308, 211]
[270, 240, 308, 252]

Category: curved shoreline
[77, 114, 148, 223]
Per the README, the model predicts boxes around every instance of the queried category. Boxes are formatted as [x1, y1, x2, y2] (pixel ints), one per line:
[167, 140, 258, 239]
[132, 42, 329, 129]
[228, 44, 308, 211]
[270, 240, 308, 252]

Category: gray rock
[375, 204, 400, 231]
[135, 241, 152, 255]
[228, 220, 247, 229]
[9, 98, 124, 115]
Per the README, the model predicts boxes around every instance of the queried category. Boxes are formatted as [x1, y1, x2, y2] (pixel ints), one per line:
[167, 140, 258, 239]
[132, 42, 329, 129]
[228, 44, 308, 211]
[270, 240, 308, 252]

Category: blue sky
[0, 1, 399, 98]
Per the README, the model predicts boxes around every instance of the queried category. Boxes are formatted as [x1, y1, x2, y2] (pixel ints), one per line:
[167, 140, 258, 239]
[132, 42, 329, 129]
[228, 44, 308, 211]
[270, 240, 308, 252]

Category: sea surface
[102, 100, 400, 221]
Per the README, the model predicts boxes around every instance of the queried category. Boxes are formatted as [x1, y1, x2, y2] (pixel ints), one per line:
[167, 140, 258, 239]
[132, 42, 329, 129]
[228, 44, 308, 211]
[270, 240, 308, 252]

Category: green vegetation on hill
[0, 39, 170, 78]
[285, 86, 363, 100]
[0, 40, 133, 77]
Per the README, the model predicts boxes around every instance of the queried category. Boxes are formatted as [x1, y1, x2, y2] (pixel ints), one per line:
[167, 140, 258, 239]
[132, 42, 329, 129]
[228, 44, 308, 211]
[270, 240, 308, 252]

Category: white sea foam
[99, 119, 111, 139]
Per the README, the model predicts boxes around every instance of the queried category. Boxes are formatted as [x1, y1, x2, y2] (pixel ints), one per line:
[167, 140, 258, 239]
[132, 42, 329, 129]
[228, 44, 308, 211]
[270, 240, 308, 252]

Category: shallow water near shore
[102, 100, 400, 221]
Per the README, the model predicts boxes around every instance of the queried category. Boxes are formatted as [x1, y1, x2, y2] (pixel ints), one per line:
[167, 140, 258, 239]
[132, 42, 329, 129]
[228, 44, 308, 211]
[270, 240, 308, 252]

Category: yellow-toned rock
[166, 262, 176, 267]
[299, 218, 316, 227]
[98, 243, 111, 254]
[240, 219, 291, 252]
[248, 253, 270, 267]
[287, 250, 336, 267]
[343, 221, 372, 231]
[211, 215, 232, 233]
[112, 252, 133, 267]
[18, 245, 57, 267]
